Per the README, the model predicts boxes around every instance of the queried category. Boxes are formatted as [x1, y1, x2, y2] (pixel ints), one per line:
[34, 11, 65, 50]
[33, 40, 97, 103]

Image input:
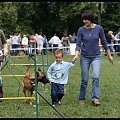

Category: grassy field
[0, 52, 120, 118]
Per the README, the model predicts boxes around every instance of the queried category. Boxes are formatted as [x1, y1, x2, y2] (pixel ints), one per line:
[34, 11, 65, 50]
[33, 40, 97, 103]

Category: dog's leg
[23, 87, 27, 97]
[23, 87, 30, 104]
[27, 88, 34, 105]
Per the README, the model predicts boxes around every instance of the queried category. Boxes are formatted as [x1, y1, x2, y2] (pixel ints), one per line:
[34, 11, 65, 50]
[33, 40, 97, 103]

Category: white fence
[7, 43, 120, 55]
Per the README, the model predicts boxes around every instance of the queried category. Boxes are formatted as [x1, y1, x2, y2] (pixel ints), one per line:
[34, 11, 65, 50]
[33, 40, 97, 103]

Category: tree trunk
[64, 20, 69, 36]
[98, 2, 101, 25]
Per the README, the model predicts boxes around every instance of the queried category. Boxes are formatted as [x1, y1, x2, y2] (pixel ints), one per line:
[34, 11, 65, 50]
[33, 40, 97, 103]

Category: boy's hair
[54, 49, 64, 57]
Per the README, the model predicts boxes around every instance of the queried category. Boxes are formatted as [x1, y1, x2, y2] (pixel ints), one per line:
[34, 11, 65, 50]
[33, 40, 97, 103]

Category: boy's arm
[68, 61, 74, 68]
[47, 65, 53, 82]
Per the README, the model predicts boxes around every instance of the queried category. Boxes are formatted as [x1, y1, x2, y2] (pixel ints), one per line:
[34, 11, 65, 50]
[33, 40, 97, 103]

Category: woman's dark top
[75, 24, 108, 57]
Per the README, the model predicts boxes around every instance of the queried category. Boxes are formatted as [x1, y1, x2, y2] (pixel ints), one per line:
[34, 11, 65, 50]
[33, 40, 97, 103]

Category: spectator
[18, 33, 22, 44]
[6, 35, 12, 55]
[98, 38, 104, 52]
[0, 29, 8, 102]
[114, 31, 120, 55]
[69, 32, 77, 43]
[21, 34, 29, 55]
[69, 33, 77, 55]
[29, 34, 36, 54]
[61, 33, 69, 55]
[42, 34, 48, 55]
[105, 31, 114, 56]
[49, 33, 61, 53]
[36, 32, 43, 55]
[11, 33, 19, 55]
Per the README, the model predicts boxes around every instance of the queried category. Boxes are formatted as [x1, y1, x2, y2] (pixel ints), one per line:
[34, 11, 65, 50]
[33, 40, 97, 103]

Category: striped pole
[0, 97, 34, 100]
[10, 64, 48, 66]
[1, 75, 25, 77]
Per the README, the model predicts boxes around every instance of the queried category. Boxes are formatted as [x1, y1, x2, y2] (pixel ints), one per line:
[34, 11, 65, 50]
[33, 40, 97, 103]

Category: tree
[16, 2, 35, 35]
[0, 2, 18, 37]
[101, 2, 120, 33]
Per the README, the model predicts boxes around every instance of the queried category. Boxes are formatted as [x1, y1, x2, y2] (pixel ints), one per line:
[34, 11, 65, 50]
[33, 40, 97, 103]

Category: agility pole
[1, 75, 25, 77]
[0, 97, 34, 100]
[10, 64, 48, 66]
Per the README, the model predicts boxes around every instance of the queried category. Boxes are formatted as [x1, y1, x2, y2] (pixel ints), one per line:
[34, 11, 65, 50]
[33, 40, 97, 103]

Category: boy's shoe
[58, 100, 61, 105]
[52, 101, 57, 107]
[52, 104, 56, 107]
[52, 100, 61, 106]
[92, 99, 101, 106]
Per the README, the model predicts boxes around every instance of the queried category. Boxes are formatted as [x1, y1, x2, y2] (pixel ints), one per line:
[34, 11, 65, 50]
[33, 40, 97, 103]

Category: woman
[72, 10, 113, 106]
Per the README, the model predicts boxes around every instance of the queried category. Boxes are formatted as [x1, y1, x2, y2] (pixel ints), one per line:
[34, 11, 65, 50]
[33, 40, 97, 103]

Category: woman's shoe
[92, 99, 101, 106]
[79, 100, 85, 105]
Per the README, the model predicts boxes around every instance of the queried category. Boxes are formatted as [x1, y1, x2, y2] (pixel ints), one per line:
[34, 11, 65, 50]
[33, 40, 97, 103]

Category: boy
[47, 48, 74, 106]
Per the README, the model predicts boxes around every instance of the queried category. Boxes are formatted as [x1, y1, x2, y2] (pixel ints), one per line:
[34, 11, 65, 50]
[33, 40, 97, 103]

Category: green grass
[0, 52, 120, 118]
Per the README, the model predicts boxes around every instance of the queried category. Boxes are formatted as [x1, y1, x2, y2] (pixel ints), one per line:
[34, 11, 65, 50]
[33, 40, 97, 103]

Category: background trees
[0, 2, 120, 39]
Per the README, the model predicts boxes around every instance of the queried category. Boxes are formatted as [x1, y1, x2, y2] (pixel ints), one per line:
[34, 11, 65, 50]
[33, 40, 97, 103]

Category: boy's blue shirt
[47, 60, 74, 84]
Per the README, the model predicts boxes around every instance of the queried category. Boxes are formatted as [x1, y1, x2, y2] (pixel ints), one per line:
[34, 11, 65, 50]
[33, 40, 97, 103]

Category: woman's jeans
[79, 55, 101, 101]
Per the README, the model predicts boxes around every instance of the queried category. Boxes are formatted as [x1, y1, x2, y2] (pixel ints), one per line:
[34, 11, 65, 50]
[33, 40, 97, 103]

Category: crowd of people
[6, 32, 77, 56]
[6, 29, 120, 57]
[6, 32, 46, 56]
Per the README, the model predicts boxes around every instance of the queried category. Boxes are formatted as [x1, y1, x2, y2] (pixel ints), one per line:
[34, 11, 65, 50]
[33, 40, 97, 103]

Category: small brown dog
[23, 65, 50, 105]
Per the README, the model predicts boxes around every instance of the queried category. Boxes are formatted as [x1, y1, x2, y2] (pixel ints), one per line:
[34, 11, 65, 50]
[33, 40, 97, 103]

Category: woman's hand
[106, 49, 113, 64]
[72, 51, 80, 64]
[108, 55, 113, 64]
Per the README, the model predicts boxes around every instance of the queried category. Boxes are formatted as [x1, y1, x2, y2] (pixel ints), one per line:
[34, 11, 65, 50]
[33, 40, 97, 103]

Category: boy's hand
[72, 55, 79, 64]
[72, 60, 75, 64]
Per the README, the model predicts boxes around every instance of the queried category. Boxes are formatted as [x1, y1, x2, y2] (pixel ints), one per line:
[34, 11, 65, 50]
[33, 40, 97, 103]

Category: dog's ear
[37, 68, 46, 76]
[38, 68, 41, 71]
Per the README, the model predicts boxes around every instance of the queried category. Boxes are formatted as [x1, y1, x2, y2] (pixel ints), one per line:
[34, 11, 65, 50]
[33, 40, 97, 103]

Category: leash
[0, 56, 9, 71]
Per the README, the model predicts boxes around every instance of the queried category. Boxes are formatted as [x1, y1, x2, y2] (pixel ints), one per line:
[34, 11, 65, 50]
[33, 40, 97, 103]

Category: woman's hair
[81, 10, 94, 23]
[54, 49, 64, 57]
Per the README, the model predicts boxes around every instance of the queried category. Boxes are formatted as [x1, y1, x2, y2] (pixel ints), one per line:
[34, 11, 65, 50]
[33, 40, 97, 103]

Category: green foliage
[0, 2, 120, 37]
[59, 2, 88, 21]
[16, 2, 36, 34]
[102, 2, 120, 32]
[0, 2, 18, 36]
